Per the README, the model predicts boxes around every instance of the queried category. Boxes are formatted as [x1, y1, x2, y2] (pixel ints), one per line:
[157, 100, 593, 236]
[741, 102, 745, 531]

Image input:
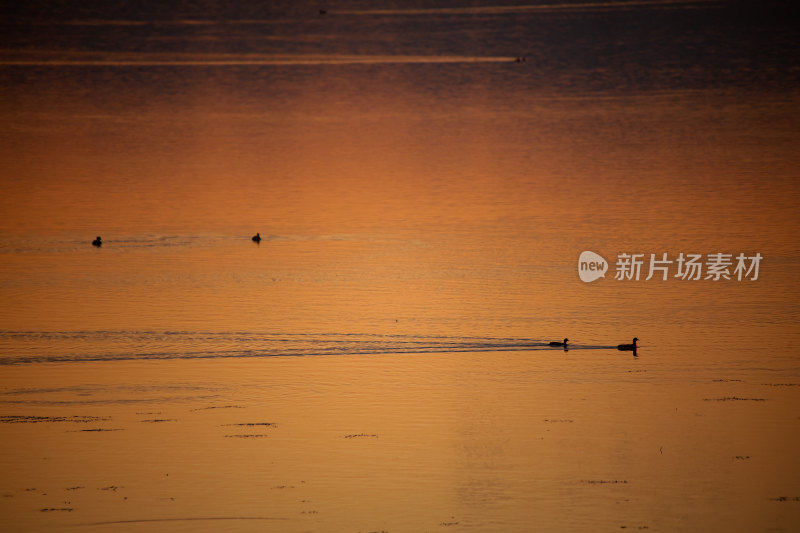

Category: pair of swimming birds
[549, 338, 639, 351]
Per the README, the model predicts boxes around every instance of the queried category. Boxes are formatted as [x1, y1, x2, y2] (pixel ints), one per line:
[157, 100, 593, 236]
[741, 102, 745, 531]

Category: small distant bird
[92, 236, 102, 247]
[252, 233, 262, 243]
[549, 338, 568, 347]
[617, 337, 639, 352]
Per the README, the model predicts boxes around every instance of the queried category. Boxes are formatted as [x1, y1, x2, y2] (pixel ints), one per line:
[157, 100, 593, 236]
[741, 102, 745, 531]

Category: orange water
[1, 1, 799, 531]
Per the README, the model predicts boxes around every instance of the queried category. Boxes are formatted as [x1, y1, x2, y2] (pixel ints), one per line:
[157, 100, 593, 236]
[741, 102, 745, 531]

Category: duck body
[617, 337, 639, 351]
[549, 338, 569, 347]
[92, 236, 102, 247]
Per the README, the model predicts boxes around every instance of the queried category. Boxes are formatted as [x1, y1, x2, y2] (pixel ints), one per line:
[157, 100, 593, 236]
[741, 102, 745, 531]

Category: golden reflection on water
[2, 82, 799, 533]
[1, 10, 799, 529]
[1, 353, 799, 532]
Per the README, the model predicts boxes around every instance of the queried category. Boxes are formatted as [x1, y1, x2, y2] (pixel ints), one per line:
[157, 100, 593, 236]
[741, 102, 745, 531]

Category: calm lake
[1, 1, 799, 531]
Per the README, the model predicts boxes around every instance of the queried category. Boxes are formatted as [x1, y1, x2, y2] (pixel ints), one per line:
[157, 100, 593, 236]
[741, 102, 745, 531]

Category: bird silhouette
[617, 337, 638, 354]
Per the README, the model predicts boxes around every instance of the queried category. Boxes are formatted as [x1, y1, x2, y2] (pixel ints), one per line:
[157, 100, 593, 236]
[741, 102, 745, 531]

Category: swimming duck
[252, 233, 262, 243]
[92, 236, 102, 247]
[617, 337, 638, 351]
[549, 338, 568, 347]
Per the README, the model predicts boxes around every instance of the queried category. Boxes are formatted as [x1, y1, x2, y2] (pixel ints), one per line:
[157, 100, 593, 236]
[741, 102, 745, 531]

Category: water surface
[1, 1, 799, 531]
